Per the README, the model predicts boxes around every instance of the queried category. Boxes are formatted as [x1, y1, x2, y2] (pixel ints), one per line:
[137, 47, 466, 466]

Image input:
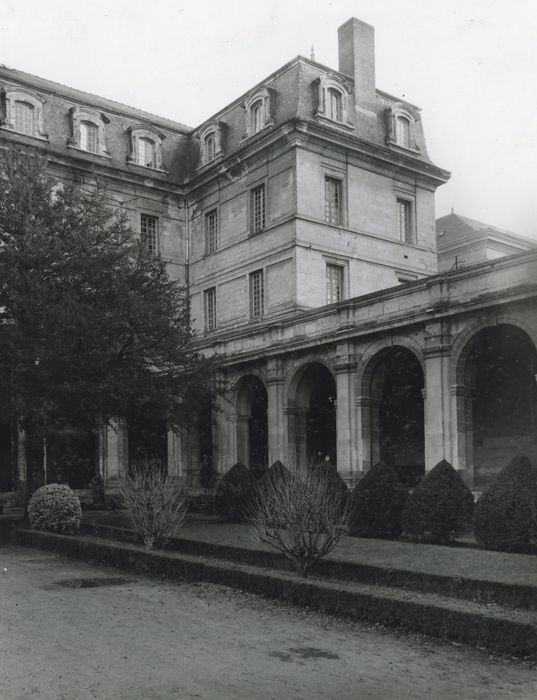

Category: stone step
[80, 522, 537, 612]
[13, 527, 537, 658]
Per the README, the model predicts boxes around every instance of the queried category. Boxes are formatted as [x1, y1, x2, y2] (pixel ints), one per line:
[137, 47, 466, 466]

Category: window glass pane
[251, 184, 265, 233]
[138, 137, 156, 167]
[205, 134, 216, 161]
[14, 101, 34, 135]
[141, 213, 158, 255]
[249, 270, 264, 318]
[251, 100, 263, 133]
[204, 288, 216, 331]
[205, 209, 218, 254]
[397, 199, 412, 243]
[326, 264, 343, 304]
[325, 177, 342, 224]
[328, 89, 342, 121]
[80, 121, 99, 153]
[396, 117, 411, 148]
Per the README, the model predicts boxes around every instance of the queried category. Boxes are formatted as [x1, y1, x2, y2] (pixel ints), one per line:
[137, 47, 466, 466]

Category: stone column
[235, 415, 249, 466]
[356, 395, 377, 474]
[167, 429, 185, 478]
[16, 423, 27, 483]
[266, 359, 286, 464]
[335, 348, 358, 485]
[423, 321, 452, 470]
[451, 384, 474, 486]
[285, 403, 305, 469]
[103, 420, 128, 487]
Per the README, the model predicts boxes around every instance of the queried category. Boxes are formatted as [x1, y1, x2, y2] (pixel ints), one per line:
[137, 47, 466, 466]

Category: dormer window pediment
[313, 74, 353, 130]
[0, 86, 48, 140]
[126, 124, 166, 171]
[242, 86, 275, 140]
[385, 103, 421, 152]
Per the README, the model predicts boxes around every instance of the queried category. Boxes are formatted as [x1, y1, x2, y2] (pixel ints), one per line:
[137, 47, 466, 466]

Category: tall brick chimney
[338, 18, 376, 106]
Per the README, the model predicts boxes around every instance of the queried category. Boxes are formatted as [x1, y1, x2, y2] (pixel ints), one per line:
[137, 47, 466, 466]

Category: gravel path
[1, 545, 536, 700]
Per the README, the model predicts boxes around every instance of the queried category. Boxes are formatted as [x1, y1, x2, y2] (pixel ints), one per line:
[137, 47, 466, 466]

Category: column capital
[335, 353, 358, 374]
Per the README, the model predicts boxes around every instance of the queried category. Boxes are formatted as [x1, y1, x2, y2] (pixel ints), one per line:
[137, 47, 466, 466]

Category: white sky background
[1, 0, 536, 238]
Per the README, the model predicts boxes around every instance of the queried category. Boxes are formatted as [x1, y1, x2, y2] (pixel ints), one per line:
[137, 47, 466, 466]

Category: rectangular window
[326, 263, 344, 304]
[204, 287, 217, 331]
[251, 184, 265, 233]
[205, 209, 218, 254]
[397, 198, 413, 243]
[325, 177, 342, 225]
[249, 269, 264, 318]
[14, 101, 34, 135]
[80, 121, 99, 153]
[140, 213, 158, 255]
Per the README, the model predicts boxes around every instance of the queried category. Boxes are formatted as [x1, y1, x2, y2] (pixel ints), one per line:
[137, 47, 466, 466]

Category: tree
[0, 148, 220, 488]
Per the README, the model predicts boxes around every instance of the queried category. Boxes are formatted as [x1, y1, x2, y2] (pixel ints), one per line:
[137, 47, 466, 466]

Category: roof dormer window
[126, 125, 166, 170]
[195, 121, 224, 168]
[385, 104, 420, 152]
[313, 75, 353, 130]
[0, 87, 48, 140]
[68, 107, 110, 158]
[242, 87, 274, 140]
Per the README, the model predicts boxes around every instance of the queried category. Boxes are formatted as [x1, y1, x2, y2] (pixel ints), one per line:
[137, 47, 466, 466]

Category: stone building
[1, 17, 536, 500]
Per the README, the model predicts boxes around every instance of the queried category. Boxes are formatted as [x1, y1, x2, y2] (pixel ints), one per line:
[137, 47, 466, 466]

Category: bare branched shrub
[248, 462, 351, 577]
[120, 461, 189, 549]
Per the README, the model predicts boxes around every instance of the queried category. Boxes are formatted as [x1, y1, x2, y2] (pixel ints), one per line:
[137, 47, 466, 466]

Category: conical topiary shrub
[473, 454, 537, 552]
[214, 462, 254, 522]
[402, 460, 474, 544]
[311, 460, 350, 509]
[350, 462, 408, 539]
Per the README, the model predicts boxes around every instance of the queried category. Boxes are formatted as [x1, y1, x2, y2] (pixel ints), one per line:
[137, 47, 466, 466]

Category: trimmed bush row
[80, 522, 537, 612]
[13, 527, 537, 658]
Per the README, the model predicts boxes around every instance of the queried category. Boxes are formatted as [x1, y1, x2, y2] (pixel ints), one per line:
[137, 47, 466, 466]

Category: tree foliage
[0, 148, 220, 446]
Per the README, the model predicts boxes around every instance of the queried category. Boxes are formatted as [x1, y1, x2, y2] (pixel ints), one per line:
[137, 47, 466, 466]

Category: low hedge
[473, 454, 537, 552]
[350, 462, 408, 539]
[402, 460, 474, 544]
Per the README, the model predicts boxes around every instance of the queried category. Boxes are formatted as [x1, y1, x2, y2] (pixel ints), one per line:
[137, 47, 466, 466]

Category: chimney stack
[337, 18, 376, 106]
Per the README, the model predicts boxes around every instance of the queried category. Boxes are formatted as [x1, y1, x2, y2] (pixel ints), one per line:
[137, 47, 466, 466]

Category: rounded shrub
[28, 483, 82, 534]
[214, 462, 255, 522]
[402, 460, 474, 544]
[350, 462, 408, 539]
[473, 454, 537, 552]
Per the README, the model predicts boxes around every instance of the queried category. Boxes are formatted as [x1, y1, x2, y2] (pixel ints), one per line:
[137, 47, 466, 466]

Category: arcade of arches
[213, 321, 537, 491]
[1, 318, 536, 493]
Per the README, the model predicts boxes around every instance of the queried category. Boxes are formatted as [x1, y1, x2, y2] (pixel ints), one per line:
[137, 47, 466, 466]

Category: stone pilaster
[335, 348, 358, 485]
[266, 359, 286, 464]
[423, 321, 452, 470]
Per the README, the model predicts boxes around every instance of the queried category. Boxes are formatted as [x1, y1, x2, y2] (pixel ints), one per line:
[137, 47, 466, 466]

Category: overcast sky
[1, 0, 536, 238]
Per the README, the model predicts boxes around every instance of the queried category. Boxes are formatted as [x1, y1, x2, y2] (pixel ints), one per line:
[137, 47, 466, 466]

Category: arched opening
[367, 347, 424, 486]
[236, 375, 268, 476]
[291, 362, 337, 468]
[128, 403, 168, 470]
[463, 324, 537, 488]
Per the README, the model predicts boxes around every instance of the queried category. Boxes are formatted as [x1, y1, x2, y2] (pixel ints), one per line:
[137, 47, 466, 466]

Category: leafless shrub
[120, 461, 189, 548]
[248, 461, 351, 577]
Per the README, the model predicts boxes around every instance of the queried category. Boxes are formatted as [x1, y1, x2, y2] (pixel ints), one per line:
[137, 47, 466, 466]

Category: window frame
[204, 208, 218, 255]
[324, 176, 343, 226]
[204, 287, 217, 332]
[140, 213, 159, 256]
[249, 269, 265, 319]
[326, 262, 344, 304]
[250, 182, 266, 234]
[396, 197, 414, 244]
